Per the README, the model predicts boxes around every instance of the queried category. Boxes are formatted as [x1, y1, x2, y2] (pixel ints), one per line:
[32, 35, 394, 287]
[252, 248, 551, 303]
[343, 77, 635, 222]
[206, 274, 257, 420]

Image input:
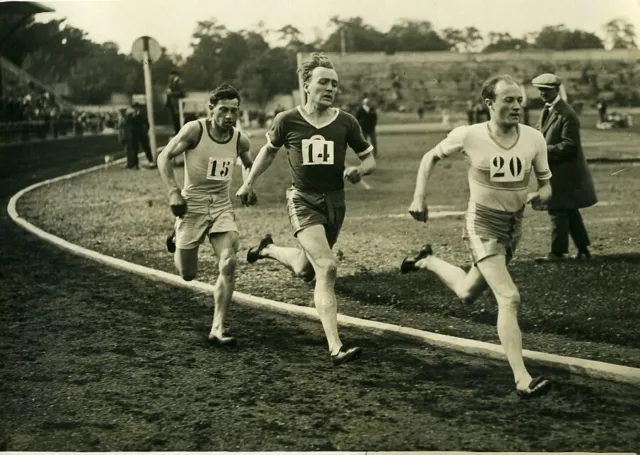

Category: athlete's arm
[413, 125, 467, 201]
[358, 152, 376, 175]
[527, 178, 552, 209]
[412, 148, 442, 202]
[409, 126, 466, 222]
[344, 114, 376, 183]
[157, 121, 200, 195]
[344, 151, 376, 184]
[537, 178, 552, 203]
[239, 112, 286, 190]
[237, 132, 253, 183]
[243, 143, 279, 188]
[235, 142, 278, 203]
[527, 133, 553, 209]
[235, 132, 258, 206]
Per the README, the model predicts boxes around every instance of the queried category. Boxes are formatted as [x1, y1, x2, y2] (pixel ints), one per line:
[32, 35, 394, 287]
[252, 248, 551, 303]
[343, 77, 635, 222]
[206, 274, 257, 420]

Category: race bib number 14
[302, 136, 334, 165]
[206, 157, 234, 181]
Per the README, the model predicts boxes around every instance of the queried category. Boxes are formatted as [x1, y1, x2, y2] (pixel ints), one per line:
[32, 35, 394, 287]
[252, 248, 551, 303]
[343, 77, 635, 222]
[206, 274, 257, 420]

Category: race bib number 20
[490, 155, 525, 182]
[206, 157, 234, 181]
[302, 135, 334, 166]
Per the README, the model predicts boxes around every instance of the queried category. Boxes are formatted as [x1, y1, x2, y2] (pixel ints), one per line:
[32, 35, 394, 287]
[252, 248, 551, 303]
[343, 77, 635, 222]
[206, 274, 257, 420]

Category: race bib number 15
[490, 155, 525, 182]
[302, 136, 334, 165]
[206, 157, 234, 181]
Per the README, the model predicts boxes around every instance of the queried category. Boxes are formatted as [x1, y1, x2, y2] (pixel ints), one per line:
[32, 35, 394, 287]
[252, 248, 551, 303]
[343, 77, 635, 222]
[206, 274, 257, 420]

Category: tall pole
[296, 52, 305, 106]
[340, 28, 347, 56]
[142, 37, 158, 162]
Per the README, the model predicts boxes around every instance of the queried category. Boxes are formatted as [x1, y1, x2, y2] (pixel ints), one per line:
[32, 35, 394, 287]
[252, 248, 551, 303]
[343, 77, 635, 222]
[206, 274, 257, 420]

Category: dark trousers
[364, 130, 378, 157]
[548, 209, 590, 254]
[126, 133, 154, 168]
[168, 107, 181, 135]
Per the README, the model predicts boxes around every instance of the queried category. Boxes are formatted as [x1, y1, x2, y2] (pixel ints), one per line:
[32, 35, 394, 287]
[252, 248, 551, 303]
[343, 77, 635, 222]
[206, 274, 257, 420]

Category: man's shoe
[575, 248, 592, 260]
[331, 345, 362, 366]
[516, 377, 552, 399]
[207, 335, 237, 347]
[400, 244, 433, 274]
[246, 234, 274, 264]
[535, 253, 568, 263]
[166, 231, 176, 253]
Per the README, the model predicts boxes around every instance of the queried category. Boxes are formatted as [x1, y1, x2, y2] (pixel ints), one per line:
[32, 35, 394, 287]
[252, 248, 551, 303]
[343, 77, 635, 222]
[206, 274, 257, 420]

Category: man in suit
[532, 73, 597, 261]
[355, 97, 378, 157]
[165, 70, 186, 135]
[126, 102, 156, 169]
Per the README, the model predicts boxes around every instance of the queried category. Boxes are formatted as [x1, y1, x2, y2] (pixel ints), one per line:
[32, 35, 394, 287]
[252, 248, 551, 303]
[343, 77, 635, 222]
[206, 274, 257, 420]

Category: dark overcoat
[537, 99, 597, 209]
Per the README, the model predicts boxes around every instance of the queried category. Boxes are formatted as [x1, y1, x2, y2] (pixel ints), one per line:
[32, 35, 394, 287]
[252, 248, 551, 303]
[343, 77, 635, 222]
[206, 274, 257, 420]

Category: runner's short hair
[480, 75, 519, 101]
[297, 52, 335, 83]
[209, 84, 241, 106]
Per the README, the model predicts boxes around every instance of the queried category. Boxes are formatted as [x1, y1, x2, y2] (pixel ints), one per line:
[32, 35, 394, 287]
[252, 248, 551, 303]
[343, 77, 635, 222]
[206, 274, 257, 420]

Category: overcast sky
[38, 0, 640, 55]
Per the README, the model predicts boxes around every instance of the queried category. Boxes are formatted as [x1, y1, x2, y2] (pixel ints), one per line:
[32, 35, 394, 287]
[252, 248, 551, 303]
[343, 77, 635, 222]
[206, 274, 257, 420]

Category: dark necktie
[541, 105, 551, 128]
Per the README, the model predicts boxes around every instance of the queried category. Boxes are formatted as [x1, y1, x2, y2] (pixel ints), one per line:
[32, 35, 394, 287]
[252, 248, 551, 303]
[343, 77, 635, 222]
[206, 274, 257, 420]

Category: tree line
[1, 14, 636, 106]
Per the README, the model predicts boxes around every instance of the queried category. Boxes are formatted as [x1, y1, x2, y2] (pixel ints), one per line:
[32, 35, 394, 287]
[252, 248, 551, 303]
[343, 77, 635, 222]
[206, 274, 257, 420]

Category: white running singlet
[436, 123, 552, 212]
[182, 119, 240, 204]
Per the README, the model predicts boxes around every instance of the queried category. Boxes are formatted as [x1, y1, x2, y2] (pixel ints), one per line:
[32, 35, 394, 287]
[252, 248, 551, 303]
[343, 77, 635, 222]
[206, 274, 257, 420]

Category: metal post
[296, 52, 305, 106]
[142, 37, 157, 161]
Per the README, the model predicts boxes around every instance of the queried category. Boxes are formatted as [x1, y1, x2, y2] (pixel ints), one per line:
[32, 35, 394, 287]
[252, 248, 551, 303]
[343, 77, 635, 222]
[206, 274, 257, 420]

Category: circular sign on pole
[131, 36, 162, 64]
[131, 36, 161, 162]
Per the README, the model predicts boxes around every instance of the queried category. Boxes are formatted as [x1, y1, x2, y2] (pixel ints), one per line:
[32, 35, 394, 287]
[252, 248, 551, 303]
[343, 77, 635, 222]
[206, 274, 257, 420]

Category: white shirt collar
[546, 94, 561, 109]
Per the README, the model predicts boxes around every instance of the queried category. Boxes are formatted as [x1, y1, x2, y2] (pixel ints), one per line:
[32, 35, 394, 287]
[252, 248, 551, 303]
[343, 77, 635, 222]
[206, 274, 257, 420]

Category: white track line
[350, 211, 465, 221]
[7, 156, 640, 386]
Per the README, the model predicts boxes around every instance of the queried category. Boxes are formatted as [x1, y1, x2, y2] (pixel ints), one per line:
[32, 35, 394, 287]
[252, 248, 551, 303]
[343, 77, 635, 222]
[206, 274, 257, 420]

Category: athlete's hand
[409, 198, 429, 223]
[527, 192, 547, 211]
[169, 191, 187, 218]
[240, 190, 258, 207]
[344, 166, 362, 184]
[235, 183, 254, 205]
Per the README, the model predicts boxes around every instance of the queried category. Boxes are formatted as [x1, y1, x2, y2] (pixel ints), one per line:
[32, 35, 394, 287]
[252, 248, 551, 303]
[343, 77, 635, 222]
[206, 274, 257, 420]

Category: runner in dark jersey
[236, 53, 376, 366]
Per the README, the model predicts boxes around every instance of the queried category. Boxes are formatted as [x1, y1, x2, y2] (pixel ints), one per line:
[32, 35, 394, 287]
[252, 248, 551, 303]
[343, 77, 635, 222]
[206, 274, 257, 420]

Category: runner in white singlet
[157, 84, 256, 346]
[402, 75, 553, 400]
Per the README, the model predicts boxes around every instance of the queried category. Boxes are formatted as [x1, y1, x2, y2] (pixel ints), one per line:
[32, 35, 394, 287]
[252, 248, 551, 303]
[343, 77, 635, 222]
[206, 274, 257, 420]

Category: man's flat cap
[532, 73, 561, 88]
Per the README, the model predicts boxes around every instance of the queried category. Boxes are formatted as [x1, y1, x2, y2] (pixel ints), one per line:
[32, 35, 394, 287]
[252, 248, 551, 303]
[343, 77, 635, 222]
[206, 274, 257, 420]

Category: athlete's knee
[314, 256, 338, 280]
[295, 263, 316, 282]
[496, 287, 521, 309]
[290, 252, 315, 281]
[458, 289, 480, 305]
[175, 255, 197, 281]
[180, 267, 197, 282]
[218, 250, 237, 278]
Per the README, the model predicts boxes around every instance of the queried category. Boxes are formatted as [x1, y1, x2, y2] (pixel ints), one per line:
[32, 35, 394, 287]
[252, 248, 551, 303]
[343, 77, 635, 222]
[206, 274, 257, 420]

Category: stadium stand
[311, 49, 640, 114]
[0, 1, 118, 144]
[0, 56, 120, 144]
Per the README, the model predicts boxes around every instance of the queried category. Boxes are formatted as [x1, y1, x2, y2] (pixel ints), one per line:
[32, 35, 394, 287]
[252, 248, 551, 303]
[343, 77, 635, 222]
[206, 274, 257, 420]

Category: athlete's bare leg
[403, 245, 488, 303]
[208, 231, 239, 343]
[295, 225, 359, 360]
[174, 246, 199, 282]
[262, 243, 315, 281]
[474, 254, 532, 389]
[403, 247, 550, 396]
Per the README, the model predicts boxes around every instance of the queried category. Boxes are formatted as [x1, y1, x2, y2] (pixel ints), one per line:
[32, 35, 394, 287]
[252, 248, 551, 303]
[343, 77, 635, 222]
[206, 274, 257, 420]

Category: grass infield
[17, 125, 640, 368]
